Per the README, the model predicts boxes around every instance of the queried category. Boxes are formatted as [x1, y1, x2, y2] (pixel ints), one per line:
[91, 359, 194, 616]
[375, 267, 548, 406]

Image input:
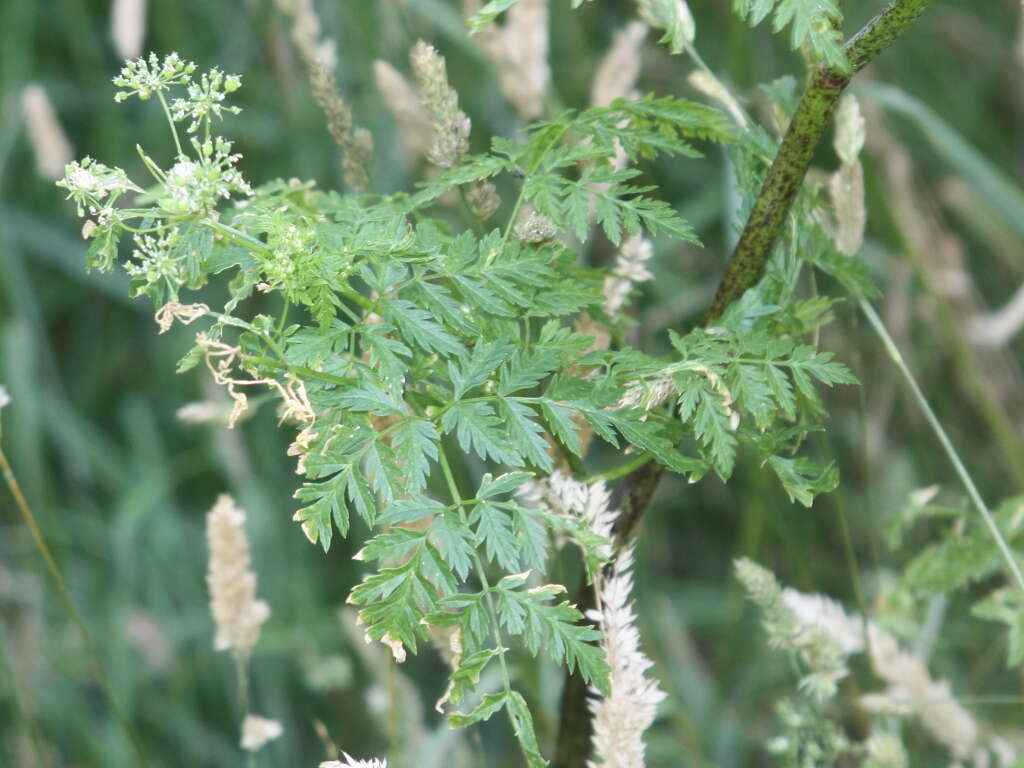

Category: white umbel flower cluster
[206, 494, 270, 657]
[588, 544, 666, 768]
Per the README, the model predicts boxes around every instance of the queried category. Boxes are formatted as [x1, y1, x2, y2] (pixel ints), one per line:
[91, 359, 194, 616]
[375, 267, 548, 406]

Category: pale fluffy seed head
[373, 60, 433, 157]
[588, 544, 666, 768]
[686, 70, 747, 128]
[309, 61, 372, 191]
[474, 0, 550, 119]
[866, 628, 978, 758]
[20, 85, 73, 181]
[110, 0, 147, 60]
[591, 22, 648, 108]
[275, 0, 337, 70]
[275, 0, 367, 188]
[206, 494, 270, 656]
[466, 180, 501, 220]
[603, 234, 654, 315]
[834, 94, 866, 167]
[745, 561, 981, 760]
[240, 715, 283, 752]
[830, 160, 865, 256]
[411, 41, 472, 169]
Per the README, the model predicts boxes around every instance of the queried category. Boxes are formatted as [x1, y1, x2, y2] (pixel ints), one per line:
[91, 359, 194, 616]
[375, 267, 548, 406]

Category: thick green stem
[705, 0, 935, 321]
[554, 1, 937, 765]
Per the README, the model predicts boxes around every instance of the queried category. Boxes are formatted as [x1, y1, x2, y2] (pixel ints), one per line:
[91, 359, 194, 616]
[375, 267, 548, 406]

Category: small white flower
[320, 754, 387, 768]
[239, 715, 282, 752]
[0, 385, 10, 409]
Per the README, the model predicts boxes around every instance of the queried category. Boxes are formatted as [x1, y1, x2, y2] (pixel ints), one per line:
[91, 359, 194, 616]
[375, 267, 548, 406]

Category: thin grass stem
[859, 299, 1024, 593]
[0, 447, 147, 765]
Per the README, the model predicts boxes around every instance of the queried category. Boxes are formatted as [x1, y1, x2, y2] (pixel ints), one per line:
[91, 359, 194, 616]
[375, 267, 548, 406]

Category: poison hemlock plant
[58, 25, 860, 768]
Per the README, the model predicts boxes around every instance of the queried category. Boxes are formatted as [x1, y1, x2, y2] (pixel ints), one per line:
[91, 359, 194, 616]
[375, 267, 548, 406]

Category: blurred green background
[2, 0, 1023, 765]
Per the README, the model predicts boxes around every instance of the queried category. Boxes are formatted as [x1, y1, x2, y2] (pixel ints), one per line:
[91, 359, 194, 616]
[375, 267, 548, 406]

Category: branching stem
[437, 448, 513, 693]
[555, 1, 937, 764]
[704, 0, 935, 321]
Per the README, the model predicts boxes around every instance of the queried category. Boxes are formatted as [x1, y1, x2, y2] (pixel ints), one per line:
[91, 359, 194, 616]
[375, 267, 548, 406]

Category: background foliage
[2, 0, 1023, 765]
